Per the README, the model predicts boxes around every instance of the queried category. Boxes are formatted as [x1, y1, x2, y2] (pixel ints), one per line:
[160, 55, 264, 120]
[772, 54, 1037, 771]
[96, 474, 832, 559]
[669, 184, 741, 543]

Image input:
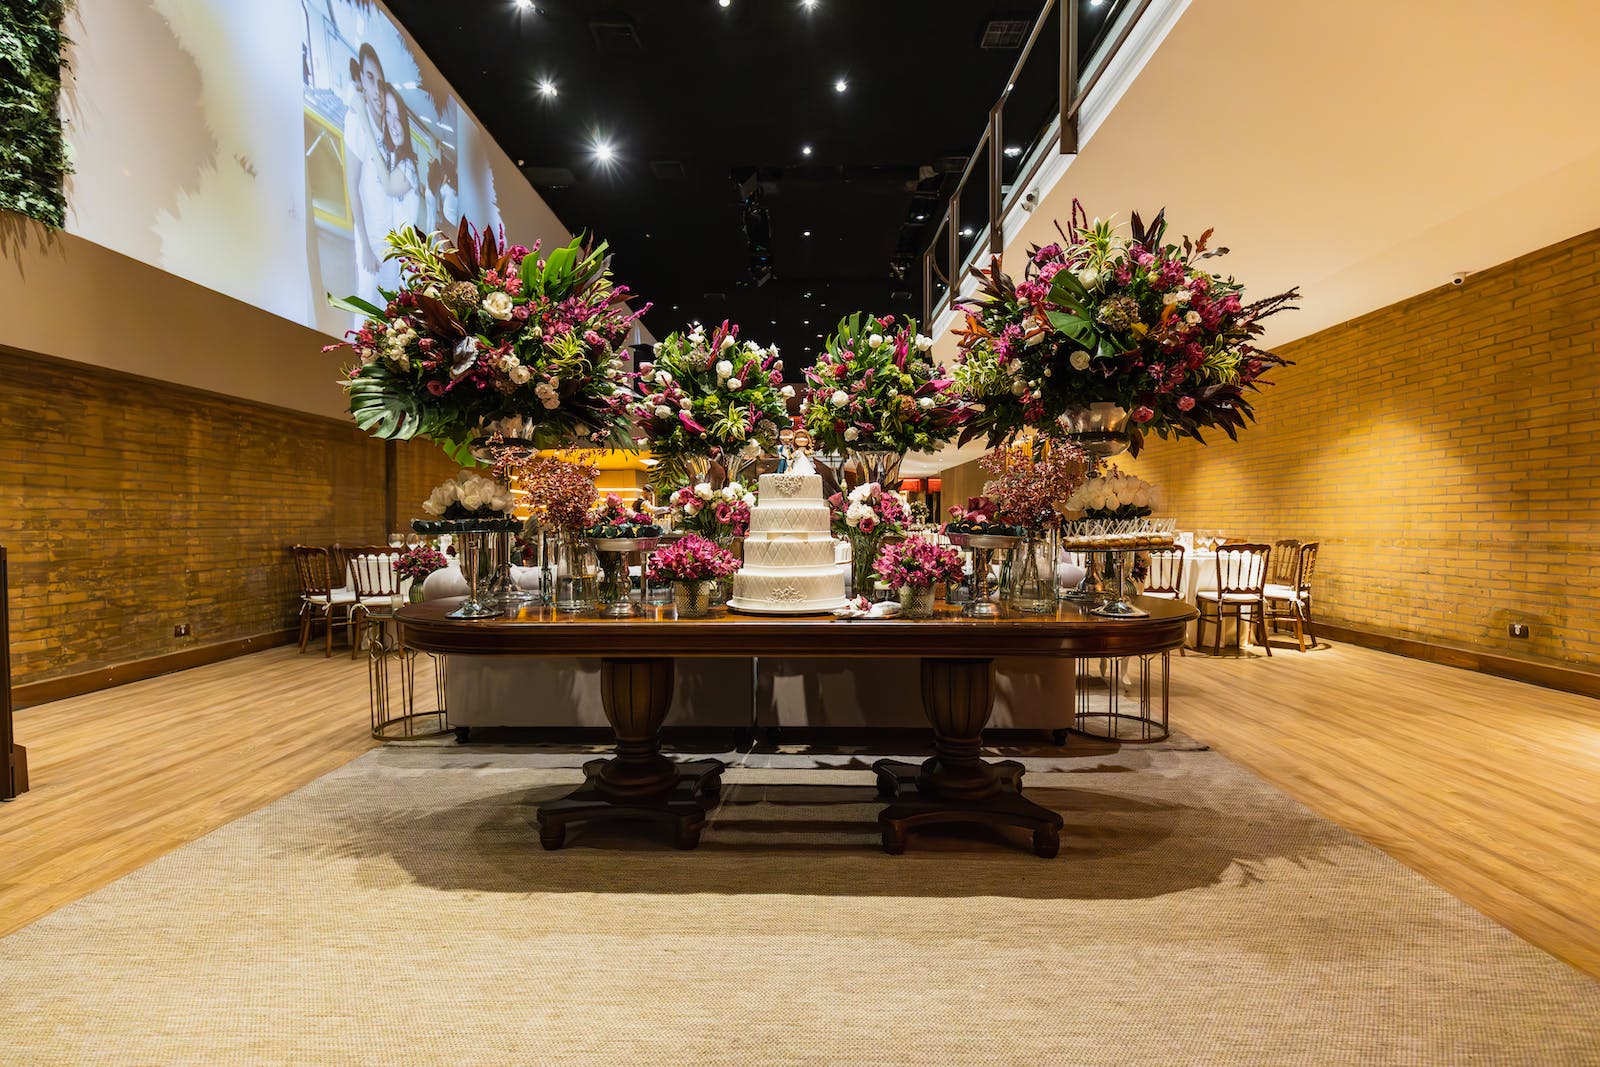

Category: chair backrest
[1296, 541, 1320, 592]
[347, 551, 401, 599]
[1145, 545, 1185, 595]
[333, 543, 391, 591]
[292, 545, 334, 598]
[1214, 543, 1270, 596]
[1268, 539, 1301, 584]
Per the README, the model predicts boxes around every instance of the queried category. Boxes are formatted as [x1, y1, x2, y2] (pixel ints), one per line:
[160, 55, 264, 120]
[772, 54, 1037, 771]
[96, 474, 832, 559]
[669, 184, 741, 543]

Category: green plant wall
[0, 0, 70, 227]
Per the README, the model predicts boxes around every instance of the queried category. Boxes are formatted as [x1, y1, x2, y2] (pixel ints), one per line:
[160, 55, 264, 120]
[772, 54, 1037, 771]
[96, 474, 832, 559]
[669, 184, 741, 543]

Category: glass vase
[554, 533, 597, 614]
[1004, 533, 1056, 614]
[849, 532, 884, 601]
[445, 530, 497, 619]
[672, 579, 718, 619]
[899, 584, 936, 619]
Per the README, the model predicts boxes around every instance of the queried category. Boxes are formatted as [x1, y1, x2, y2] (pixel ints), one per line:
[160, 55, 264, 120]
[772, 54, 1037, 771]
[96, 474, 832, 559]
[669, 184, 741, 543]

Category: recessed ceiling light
[802, 229, 812, 237]
[537, 78, 558, 98]
[801, 144, 813, 156]
[593, 138, 616, 164]
[959, 226, 974, 237]
[833, 77, 848, 93]
[803, 320, 810, 325]
[803, 291, 813, 298]
[513, 0, 534, 9]
[1003, 144, 1021, 157]
[718, 0, 731, 7]
[801, 0, 818, 8]
[914, 213, 926, 221]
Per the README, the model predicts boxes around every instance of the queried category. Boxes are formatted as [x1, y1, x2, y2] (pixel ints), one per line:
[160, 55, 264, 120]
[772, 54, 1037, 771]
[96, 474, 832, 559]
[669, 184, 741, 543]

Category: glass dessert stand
[588, 536, 660, 618]
[945, 530, 1020, 619]
[411, 516, 523, 619]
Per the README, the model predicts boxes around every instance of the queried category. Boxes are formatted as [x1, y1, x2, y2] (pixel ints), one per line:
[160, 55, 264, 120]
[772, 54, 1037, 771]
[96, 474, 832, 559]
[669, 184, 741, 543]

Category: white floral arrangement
[421, 469, 516, 518]
[1062, 465, 1155, 519]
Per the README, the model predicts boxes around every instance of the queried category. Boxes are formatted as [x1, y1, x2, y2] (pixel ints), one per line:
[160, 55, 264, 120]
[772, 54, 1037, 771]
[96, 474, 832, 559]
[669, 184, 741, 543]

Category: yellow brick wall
[1123, 229, 1600, 666]
[0, 349, 459, 686]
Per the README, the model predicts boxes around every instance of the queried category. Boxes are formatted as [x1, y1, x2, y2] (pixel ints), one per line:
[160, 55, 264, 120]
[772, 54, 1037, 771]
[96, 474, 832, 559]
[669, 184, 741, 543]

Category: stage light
[1004, 145, 1021, 157]
[833, 77, 848, 93]
[719, 0, 731, 7]
[513, 0, 534, 9]
[538, 78, 558, 98]
[802, 229, 812, 237]
[801, 144, 813, 156]
[593, 140, 616, 164]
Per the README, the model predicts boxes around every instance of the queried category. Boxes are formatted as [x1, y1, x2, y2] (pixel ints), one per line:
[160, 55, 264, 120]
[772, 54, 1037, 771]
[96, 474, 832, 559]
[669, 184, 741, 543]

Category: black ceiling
[384, 0, 1051, 375]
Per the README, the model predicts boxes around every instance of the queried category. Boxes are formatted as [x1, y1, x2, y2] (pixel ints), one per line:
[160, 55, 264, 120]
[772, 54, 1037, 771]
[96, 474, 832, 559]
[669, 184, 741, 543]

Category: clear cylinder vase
[849, 533, 884, 601]
[554, 533, 597, 613]
[1004, 533, 1056, 614]
[672, 579, 718, 619]
[899, 585, 936, 619]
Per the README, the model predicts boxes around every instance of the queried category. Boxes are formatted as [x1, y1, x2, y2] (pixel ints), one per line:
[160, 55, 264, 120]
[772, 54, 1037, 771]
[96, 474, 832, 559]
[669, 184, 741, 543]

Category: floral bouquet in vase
[1061, 465, 1156, 521]
[329, 219, 645, 462]
[627, 321, 792, 490]
[395, 544, 449, 602]
[668, 481, 754, 543]
[420, 469, 516, 520]
[979, 444, 1089, 613]
[646, 534, 741, 618]
[828, 481, 910, 599]
[953, 201, 1299, 454]
[801, 312, 968, 493]
[523, 456, 600, 611]
[874, 536, 965, 618]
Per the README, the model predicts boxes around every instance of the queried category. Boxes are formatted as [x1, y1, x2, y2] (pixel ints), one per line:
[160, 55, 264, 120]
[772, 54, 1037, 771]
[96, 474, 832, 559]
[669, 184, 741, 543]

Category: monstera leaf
[346, 364, 424, 441]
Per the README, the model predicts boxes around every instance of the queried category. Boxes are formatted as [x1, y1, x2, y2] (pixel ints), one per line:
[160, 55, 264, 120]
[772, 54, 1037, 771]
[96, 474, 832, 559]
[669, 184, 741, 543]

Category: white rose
[1010, 380, 1026, 395]
[844, 426, 860, 442]
[780, 385, 795, 398]
[721, 485, 742, 501]
[460, 484, 484, 511]
[1070, 350, 1091, 371]
[510, 365, 533, 385]
[684, 500, 703, 516]
[719, 334, 735, 351]
[654, 405, 674, 419]
[1184, 310, 1201, 325]
[715, 359, 733, 378]
[831, 390, 849, 407]
[918, 396, 934, 409]
[868, 333, 884, 346]
[1077, 268, 1100, 288]
[677, 398, 692, 411]
[656, 371, 673, 386]
[726, 378, 742, 391]
[1132, 489, 1152, 508]
[694, 483, 715, 500]
[914, 334, 934, 351]
[481, 291, 514, 320]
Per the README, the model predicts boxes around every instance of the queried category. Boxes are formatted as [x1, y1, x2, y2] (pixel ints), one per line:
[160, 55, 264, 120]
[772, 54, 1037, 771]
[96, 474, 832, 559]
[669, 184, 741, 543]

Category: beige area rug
[1, 743, 1598, 1066]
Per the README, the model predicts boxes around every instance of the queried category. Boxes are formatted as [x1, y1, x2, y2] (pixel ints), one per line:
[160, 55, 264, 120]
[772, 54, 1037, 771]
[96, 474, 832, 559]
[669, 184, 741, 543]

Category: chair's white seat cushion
[307, 589, 357, 606]
[1197, 591, 1263, 604]
[1141, 590, 1180, 600]
[1264, 583, 1306, 602]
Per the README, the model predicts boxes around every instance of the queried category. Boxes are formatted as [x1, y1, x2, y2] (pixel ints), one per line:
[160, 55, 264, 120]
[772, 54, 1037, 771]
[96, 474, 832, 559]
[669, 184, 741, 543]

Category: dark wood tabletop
[396, 596, 1197, 659]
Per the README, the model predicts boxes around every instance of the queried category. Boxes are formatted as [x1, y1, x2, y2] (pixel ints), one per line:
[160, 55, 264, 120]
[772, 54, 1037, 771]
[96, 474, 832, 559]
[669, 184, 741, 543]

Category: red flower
[1132, 406, 1154, 423]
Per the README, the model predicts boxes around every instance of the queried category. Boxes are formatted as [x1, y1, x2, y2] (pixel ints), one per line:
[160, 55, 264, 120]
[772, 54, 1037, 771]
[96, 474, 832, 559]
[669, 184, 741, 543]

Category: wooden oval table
[397, 597, 1196, 856]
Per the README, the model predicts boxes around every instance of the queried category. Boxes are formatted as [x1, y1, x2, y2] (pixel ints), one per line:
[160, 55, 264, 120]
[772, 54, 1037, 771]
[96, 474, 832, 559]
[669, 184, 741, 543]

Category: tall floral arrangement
[953, 202, 1299, 453]
[329, 219, 645, 459]
[627, 321, 792, 486]
[802, 313, 967, 455]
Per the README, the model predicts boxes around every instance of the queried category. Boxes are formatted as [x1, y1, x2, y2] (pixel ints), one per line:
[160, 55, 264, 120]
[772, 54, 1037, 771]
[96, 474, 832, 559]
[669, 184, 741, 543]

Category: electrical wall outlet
[1508, 623, 1530, 638]
[174, 623, 191, 638]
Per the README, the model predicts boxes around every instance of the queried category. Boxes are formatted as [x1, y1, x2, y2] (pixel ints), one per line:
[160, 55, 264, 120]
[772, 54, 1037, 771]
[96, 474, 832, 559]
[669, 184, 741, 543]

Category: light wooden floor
[3, 638, 1597, 981]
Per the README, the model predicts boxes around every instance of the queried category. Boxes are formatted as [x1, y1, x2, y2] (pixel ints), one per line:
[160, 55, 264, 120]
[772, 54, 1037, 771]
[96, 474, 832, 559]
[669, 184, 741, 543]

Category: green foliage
[0, 1, 71, 227]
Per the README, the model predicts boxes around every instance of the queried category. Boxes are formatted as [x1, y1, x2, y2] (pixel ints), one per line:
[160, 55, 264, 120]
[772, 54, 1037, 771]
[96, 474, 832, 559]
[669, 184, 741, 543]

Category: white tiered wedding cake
[728, 472, 848, 614]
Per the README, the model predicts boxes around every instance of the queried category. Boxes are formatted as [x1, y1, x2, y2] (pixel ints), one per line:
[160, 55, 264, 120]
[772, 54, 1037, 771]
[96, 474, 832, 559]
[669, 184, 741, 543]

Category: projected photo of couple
[302, 0, 492, 329]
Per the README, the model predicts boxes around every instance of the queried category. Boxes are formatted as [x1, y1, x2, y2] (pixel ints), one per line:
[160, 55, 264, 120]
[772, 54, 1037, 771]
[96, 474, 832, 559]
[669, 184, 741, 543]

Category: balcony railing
[920, 0, 1155, 325]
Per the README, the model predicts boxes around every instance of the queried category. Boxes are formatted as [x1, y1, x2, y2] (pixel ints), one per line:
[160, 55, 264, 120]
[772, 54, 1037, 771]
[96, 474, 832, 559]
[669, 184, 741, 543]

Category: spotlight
[719, 0, 731, 7]
[537, 78, 558, 98]
[593, 139, 616, 164]
[802, 229, 812, 237]
[833, 77, 848, 93]
[801, 144, 813, 156]
[1003, 144, 1021, 157]
[959, 226, 974, 237]
[801, 0, 818, 8]
[513, 0, 534, 9]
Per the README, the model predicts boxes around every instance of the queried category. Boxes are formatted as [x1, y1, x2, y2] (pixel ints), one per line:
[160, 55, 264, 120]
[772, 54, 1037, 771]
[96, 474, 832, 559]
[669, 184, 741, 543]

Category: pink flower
[1132, 406, 1154, 423]
[426, 380, 447, 396]
[858, 515, 878, 534]
[1177, 396, 1196, 412]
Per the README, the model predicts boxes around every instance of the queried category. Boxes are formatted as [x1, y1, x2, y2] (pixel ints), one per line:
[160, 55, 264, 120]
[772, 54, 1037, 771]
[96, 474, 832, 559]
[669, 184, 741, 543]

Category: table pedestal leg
[535, 658, 723, 850]
[873, 658, 1063, 858]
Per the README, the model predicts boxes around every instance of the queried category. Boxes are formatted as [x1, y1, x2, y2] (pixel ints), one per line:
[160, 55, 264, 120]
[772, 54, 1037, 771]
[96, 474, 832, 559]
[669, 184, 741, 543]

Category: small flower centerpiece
[873, 537, 965, 618]
[953, 202, 1299, 455]
[584, 493, 663, 618]
[802, 312, 967, 491]
[329, 219, 645, 461]
[627, 321, 792, 489]
[942, 496, 1024, 539]
[395, 543, 450, 602]
[668, 481, 755, 542]
[645, 534, 741, 618]
[827, 481, 910, 599]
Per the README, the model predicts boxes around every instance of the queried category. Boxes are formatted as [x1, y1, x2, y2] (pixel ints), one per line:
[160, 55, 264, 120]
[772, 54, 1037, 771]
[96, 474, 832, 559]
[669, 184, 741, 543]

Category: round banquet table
[397, 596, 1197, 857]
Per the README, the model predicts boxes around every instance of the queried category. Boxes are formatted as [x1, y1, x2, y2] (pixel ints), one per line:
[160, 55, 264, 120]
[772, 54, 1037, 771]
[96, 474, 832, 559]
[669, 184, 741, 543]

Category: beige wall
[1124, 230, 1600, 668]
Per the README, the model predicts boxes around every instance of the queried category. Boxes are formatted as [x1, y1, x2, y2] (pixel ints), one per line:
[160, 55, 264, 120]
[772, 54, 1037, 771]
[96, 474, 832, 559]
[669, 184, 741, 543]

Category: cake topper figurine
[788, 429, 817, 476]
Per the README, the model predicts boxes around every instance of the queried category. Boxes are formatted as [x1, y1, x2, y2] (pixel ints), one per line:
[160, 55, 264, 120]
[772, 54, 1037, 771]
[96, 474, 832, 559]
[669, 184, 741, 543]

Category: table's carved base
[535, 756, 724, 850]
[872, 758, 1062, 858]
